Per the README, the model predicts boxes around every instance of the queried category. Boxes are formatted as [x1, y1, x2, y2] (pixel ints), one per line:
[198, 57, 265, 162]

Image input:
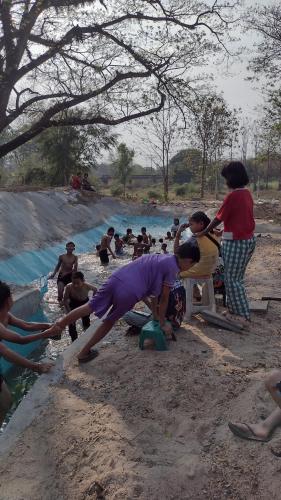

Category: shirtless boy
[99, 227, 116, 265]
[63, 271, 97, 342]
[114, 234, 125, 256]
[123, 228, 135, 244]
[49, 242, 78, 302]
[0, 281, 55, 425]
[141, 227, 152, 251]
[131, 235, 150, 259]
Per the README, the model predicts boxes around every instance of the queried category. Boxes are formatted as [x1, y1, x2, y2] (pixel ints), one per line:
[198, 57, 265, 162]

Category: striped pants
[221, 237, 256, 320]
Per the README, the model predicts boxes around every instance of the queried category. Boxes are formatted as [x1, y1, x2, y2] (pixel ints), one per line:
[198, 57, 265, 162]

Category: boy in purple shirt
[45, 241, 200, 362]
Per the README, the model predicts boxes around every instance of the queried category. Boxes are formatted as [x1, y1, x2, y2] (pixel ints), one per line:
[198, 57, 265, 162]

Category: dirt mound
[254, 200, 281, 224]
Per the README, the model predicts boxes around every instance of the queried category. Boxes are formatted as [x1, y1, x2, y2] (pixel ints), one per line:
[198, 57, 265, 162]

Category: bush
[175, 185, 187, 196]
[110, 185, 123, 196]
[147, 190, 160, 199]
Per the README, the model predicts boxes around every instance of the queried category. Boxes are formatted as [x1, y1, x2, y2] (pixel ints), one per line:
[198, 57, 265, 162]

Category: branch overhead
[0, 0, 238, 157]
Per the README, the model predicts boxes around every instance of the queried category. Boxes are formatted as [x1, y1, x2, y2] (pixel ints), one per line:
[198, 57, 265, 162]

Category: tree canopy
[0, 0, 238, 158]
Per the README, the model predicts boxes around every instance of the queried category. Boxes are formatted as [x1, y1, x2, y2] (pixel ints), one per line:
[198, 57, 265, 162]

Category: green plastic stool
[139, 320, 167, 351]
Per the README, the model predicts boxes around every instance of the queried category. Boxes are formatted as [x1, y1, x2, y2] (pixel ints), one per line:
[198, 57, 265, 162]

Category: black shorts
[69, 298, 89, 310]
[57, 273, 73, 286]
[99, 249, 109, 264]
[0, 375, 4, 392]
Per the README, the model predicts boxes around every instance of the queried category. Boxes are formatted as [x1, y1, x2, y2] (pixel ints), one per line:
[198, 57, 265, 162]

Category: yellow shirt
[180, 235, 219, 278]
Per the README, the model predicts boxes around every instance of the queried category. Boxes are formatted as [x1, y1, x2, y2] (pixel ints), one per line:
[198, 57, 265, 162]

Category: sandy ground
[0, 232, 281, 499]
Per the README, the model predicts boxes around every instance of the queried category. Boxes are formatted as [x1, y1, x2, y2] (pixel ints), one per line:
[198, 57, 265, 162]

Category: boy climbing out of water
[44, 240, 200, 363]
[63, 272, 97, 342]
[48, 242, 78, 303]
[99, 227, 116, 265]
[0, 281, 55, 426]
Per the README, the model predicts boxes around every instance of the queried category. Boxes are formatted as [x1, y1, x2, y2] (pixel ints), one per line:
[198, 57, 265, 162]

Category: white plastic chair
[183, 277, 216, 321]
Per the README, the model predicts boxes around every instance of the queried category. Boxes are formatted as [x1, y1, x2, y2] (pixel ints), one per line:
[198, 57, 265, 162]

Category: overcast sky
[106, 0, 274, 166]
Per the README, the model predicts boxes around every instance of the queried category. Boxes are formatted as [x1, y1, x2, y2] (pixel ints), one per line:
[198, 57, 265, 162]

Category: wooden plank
[198, 310, 244, 333]
[249, 300, 269, 313]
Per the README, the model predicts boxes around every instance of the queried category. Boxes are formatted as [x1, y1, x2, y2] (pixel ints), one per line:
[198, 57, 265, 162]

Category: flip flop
[78, 349, 99, 364]
[228, 422, 270, 442]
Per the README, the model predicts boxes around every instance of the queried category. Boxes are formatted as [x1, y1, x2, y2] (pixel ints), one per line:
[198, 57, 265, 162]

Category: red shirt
[216, 188, 255, 240]
[71, 175, 81, 189]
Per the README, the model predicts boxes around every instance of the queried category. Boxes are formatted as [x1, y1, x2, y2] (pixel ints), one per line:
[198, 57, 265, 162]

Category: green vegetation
[112, 143, 134, 198]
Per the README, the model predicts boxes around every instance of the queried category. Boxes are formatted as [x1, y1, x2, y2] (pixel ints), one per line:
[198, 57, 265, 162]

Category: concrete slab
[249, 300, 269, 313]
[262, 294, 281, 302]
[198, 310, 244, 333]
[11, 288, 41, 319]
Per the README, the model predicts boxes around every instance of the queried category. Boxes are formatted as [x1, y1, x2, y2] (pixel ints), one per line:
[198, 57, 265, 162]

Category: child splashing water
[196, 161, 255, 328]
[45, 241, 200, 363]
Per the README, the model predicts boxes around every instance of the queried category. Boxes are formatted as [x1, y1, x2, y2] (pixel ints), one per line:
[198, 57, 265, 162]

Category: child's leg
[222, 238, 255, 320]
[82, 314, 90, 331]
[57, 281, 65, 302]
[68, 322, 78, 342]
[0, 380, 13, 427]
[229, 370, 281, 440]
[77, 319, 115, 360]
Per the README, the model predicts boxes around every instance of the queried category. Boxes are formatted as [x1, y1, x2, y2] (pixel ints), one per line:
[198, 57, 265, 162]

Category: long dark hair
[189, 211, 211, 229]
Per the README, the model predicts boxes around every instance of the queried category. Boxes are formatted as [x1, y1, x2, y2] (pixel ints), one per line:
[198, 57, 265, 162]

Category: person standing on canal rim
[195, 161, 255, 328]
[44, 240, 200, 363]
[63, 272, 97, 342]
[99, 227, 116, 265]
[48, 242, 78, 303]
[0, 281, 55, 425]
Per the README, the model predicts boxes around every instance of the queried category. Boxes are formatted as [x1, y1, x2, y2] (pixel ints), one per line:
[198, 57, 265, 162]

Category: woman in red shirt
[196, 161, 255, 328]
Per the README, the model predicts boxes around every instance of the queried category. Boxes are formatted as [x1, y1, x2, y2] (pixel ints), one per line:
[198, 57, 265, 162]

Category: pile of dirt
[254, 200, 281, 224]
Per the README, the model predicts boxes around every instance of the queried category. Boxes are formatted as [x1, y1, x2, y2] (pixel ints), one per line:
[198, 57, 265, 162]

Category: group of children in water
[2, 161, 281, 446]
[96, 225, 177, 263]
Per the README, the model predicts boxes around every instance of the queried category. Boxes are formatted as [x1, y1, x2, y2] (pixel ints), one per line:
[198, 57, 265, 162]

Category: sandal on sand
[78, 349, 99, 364]
[228, 422, 270, 442]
